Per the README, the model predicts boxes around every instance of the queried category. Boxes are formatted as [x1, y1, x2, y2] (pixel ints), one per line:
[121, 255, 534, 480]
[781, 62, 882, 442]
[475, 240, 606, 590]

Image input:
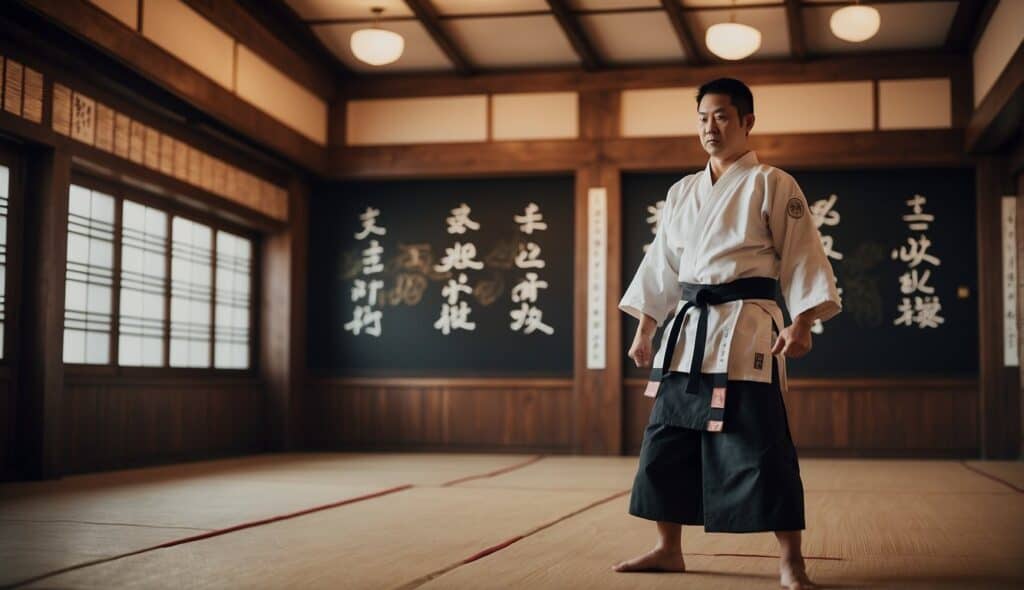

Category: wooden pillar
[18, 147, 70, 478]
[573, 90, 624, 454]
[260, 176, 309, 451]
[976, 156, 1020, 458]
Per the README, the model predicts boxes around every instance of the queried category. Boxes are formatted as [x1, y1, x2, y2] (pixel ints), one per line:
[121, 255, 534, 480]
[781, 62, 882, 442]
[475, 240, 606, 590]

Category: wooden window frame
[64, 171, 260, 378]
[0, 142, 26, 372]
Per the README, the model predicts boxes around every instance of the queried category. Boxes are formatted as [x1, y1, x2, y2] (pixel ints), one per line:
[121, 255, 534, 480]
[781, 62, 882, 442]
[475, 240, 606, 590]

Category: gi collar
[702, 149, 759, 188]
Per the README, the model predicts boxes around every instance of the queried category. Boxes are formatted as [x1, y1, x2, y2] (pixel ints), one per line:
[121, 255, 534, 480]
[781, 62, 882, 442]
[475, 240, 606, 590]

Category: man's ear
[744, 113, 756, 135]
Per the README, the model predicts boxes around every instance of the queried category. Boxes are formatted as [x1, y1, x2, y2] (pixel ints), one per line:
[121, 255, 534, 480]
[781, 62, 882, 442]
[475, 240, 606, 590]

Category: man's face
[697, 93, 754, 159]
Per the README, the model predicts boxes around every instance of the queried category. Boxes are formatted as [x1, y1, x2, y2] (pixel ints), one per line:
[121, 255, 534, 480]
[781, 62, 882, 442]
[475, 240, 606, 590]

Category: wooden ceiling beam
[659, 0, 704, 65]
[326, 130, 968, 178]
[944, 0, 994, 52]
[784, 0, 807, 61]
[546, 0, 603, 71]
[180, 0, 338, 99]
[239, 0, 354, 82]
[966, 41, 1024, 153]
[403, 0, 475, 77]
[341, 51, 968, 99]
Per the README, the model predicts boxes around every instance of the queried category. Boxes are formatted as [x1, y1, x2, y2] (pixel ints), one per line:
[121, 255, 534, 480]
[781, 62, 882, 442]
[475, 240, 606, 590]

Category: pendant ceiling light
[350, 7, 405, 66]
[705, 2, 761, 61]
[830, 3, 881, 43]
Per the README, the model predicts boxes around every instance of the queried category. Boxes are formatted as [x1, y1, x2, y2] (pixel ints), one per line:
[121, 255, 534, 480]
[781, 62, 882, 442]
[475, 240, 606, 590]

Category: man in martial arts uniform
[611, 78, 840, 590]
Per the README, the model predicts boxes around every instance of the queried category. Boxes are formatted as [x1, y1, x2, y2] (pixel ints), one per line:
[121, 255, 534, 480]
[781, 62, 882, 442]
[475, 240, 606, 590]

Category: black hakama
[628, 362, 806, 533]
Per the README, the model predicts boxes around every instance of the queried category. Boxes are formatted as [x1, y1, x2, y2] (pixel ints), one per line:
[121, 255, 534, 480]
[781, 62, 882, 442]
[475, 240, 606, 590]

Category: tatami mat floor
[1, 453, 1021, 589]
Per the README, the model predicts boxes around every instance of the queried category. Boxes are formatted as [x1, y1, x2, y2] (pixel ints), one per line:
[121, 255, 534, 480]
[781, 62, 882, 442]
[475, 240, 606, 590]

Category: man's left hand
[771, 317, 813, 358]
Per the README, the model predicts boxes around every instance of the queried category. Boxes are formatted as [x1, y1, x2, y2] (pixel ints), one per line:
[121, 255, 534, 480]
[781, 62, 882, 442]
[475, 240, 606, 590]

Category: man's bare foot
[780, 557, 818, 589]
[611, 546, 686, 573]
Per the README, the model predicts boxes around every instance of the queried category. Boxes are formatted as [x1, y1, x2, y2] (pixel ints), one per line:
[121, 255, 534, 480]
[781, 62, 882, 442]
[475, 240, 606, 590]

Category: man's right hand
[628, 316, 657, 367]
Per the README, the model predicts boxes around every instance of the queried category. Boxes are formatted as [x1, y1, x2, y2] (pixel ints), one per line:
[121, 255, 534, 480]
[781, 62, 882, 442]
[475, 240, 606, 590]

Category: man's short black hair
[696, 78, 754, 119]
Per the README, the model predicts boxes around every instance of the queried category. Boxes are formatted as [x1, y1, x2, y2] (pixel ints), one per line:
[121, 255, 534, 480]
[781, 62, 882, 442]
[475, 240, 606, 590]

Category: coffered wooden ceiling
[280, 0, 987, 75]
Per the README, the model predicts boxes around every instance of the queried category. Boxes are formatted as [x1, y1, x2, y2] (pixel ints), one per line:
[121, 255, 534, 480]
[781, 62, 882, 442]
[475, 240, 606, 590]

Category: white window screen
[0, 165, 8, 359]
[64, 184, 115, 364]
[119, 200, 167, 366]
[170, 217, 211, 367]
[214, 231, 251, 369]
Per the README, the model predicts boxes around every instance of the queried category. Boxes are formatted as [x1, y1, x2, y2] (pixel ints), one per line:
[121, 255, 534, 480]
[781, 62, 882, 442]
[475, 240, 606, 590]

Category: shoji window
[119, 200, 167, 366]
[170, 217, 212, 367]
[62, 177, 256, 370]
[64, 184, 115, 364]
[214, 231, 251, 369]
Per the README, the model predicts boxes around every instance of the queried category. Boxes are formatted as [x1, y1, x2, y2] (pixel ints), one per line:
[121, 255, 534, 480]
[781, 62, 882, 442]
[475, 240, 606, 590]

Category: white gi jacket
[619, 150, 842, 393]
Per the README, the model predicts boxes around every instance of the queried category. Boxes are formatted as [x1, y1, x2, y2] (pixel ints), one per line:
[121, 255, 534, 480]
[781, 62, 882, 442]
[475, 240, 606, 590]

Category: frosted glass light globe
[830, 5, 881, 43]
[705, 22, 762, 61]
[350, 28, 404, 66]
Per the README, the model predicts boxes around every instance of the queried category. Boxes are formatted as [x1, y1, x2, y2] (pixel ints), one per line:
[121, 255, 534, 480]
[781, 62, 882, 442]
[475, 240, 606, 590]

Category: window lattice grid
[170, 217, 212, 367]
[64, 184, 115, 365]
[214, 231, 251, 369]
[118, 200, 168, 367]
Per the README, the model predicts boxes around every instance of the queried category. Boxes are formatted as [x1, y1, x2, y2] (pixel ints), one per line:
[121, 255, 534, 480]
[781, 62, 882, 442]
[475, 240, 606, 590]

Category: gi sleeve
[766, 173, 842, 324]
[618, 184, 684, 327]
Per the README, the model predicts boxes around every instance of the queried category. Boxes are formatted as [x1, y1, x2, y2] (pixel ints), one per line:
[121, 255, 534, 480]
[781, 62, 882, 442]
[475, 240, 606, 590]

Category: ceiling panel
[804, 2, 959, 54]
[579, 12, 685, 64]
[687, 7, 791, 60]
[285, 0, 413, 20]
[432, 0, 549, 15]
[444, 15, 581, 68]
[312, 21, 454, 73]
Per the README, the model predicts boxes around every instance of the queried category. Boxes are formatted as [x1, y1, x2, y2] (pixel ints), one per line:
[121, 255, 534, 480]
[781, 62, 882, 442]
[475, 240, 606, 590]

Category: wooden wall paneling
[18, 147, 70, 478]
[310, 378, 574, 451]
[60, 378, 264, 474]
[603, 130, 969, 172]
[624, 378, 978, 456]
[783, 386, 851, 449]
[327, 140, 596, 179]
[976, 156, 1019, 458]
[327, 131, 968, 179]
[261, 176, 308, 451]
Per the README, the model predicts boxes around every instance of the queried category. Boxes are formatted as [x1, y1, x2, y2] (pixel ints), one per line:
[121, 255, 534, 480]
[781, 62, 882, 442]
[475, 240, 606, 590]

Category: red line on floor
[6, 484, 414, 589]
[151, 483, 414, 549]
[461, 535, 525, 564]
[440, 455, 545, 487]
[960, 461, 1024, 493]
[460, 489, 630, 565]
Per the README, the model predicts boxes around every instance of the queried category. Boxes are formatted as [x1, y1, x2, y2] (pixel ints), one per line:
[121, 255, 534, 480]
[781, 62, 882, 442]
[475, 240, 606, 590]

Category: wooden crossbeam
[945, 0, 993, 52]
[784, 0, 807, 61]
[404, 0, 475, 76]
[546, 0, 603, 71]
[659, 0, 704, 65]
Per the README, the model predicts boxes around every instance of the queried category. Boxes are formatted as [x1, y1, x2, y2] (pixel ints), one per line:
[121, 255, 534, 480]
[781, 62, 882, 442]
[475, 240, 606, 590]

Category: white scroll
[586, 187, 607, 370]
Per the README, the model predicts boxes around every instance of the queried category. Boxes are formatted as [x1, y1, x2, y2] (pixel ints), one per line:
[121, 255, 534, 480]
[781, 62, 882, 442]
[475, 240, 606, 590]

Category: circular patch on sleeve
[786, 197, 805, 219]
